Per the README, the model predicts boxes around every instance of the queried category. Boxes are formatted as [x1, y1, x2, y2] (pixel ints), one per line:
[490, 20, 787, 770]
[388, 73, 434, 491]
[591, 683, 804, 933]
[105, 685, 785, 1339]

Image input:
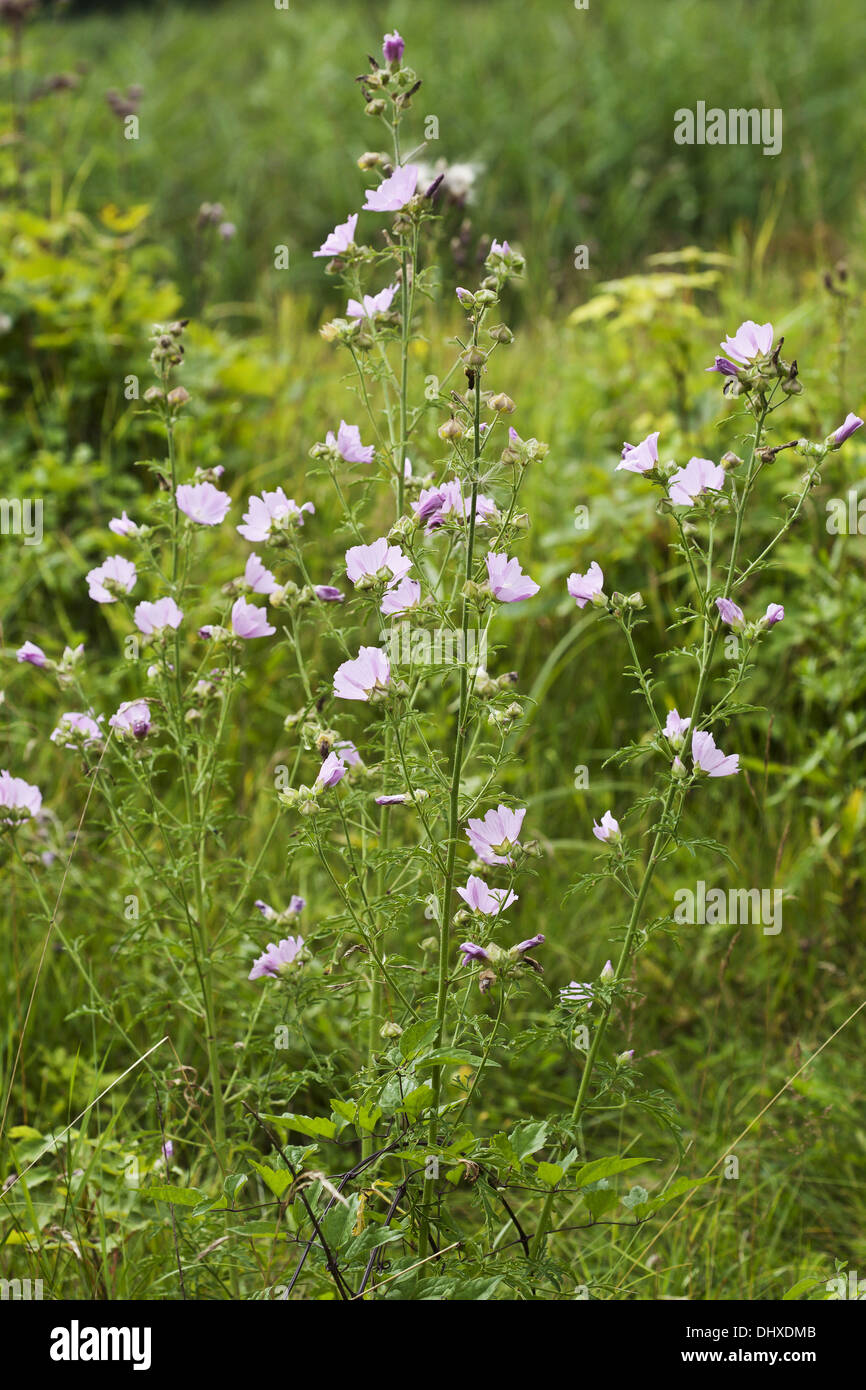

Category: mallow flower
[346, 284, 398, 320]
[663, 709, 690, 748]
[456, 874, 517, 917]
[715, 597, 745, 631]
[830, 413, 863, 446]
[87, 555, 137, 604]
[762, 603, 785, 628]
[383, 30, 405, 63]
[459, 933, 544, 967]
[109, 511, 140, 537]
[592, 810, 621, 844]
[176, 481, 231, 526]
[668, 457, 726, 507]
[231, 597, 275, 639]
[692, 729, 739, 777]
[248, 936, 306, 981]
[333, 645, 391, 701]
[486, 552, 540, 603]
[0, 769, 42, 823]
[709, 320, 774, 374]
[134, 597, 184, 636]
[244, 553, 278, 595]
[313, 212, 358, 259]
[567, 561, 605, 608]
[345, 538, 412, 589]
[315, 752, 346, 789]
[17, 641, 47, 667]
[50, 711, 103, 749]
[109, 699, 151, 739]
[414, 478, 497, 530]
[617, 431, 659, 475]
[465, 804, 526, 865]
[363, 164, 419, 212]
[237, 490, 314, 543]
[326, 420, 374, 464]
[380, 576, 421, 615]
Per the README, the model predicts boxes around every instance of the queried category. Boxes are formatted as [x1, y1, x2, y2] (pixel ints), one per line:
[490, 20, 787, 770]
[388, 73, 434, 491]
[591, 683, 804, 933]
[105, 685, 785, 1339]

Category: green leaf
[536, 1162, 565, 1187]
[146, 1185, 207, 1207]
[508, 1120, 550, 1162]
[261, 1112, 336, 1142]
[574, 1156, 651, 1187]
[249, 1160, 292, 1200]
[414, 1049, 495, 1072]
[399, 1083, 433, 1122]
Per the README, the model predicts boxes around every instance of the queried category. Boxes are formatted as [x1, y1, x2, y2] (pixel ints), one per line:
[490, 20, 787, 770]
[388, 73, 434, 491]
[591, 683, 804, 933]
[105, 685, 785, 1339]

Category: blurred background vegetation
[1, 0, 865, 1299]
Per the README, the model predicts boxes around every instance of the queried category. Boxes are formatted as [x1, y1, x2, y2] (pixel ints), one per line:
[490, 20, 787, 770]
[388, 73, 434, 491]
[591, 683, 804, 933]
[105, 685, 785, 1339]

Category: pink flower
[489, 239, 512, 257]
[715, 597, 745, 631]
[256, 895, 305, 921]
[465, 804, 526, 866]
[17, 641, 47, 667]
[663, 709, 690, 748]
[719, 320, 774, 365]
[50, 711, 103, 749]
[244, 553, 278, 595]
[363, 164, 419, 212]
[459, 941, 490, 965]
[831, 413, 863, 446]
[592, 810, 620, 844]
[87, 555, 137, 604]
[0, 769, 42, 823]
[383, 30, 405, 63]
[692, 729, 739, 778]
[333, 645, 391, 701]
[109, 699, 151, 738]
[380, 577, 421, 615]
[345, 537, 412, 589]
[237, 490, 314, 543]
[567, 561, 604, 609]
[375, 793, 409, 805]
[346, 283, 398, 319]
[560, 980, 594, 1007]
[414, 478, 497, 530]
[313, 212, 358, 259]
[231, 597, 276, 639]
[456, 874, 517, 916]
[326, 420, 374, 464]
[134, 597, 184, 635]
[248, 936, 305, 981]
[315, 585, 344, 603]
[109, 511, 139, 537]
[332, 742, 360, 770]
[486, 552, 540, 603]
[762, 603, 785, 628]
[617, 431, 659, 475]
[176, 481, 231, 526]
[315, 751, 346, 789]
[669, 457, 726, 507]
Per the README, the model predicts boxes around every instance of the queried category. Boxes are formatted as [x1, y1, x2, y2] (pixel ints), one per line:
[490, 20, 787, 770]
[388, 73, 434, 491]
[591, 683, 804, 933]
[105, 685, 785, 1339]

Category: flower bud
[488, 392, 515, 414]
[438, 416, 464, 441]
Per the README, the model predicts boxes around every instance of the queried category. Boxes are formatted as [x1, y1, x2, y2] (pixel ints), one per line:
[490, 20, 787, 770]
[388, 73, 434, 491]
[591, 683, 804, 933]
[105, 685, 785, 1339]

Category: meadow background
[1, 0, 865, 1299]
